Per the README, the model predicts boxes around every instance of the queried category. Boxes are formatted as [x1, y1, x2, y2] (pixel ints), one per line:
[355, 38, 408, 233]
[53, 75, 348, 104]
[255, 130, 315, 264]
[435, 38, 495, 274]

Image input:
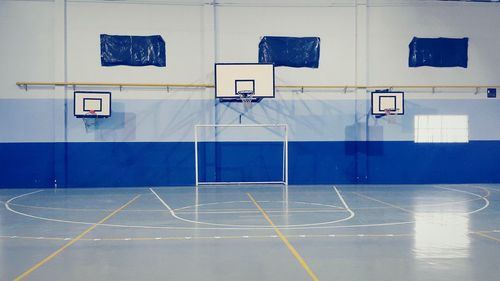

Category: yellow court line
[475, 232, 500, 243]
[14, 194, 141, 281]
[247, 193, 320, 281]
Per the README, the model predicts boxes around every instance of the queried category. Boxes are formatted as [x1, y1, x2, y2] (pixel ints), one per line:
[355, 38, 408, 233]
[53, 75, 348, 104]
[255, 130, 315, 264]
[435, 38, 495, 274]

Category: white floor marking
[14, 185, 492, 233]
[333, 185, 356, 221]
[2, 188, 484, 213]
[4, 189, 415, 230]
[354, 185, 490, 217]
[150, 187, 354, 228]
[174, 200, 343, 211]
[5, 190, 44, 215]
[434, 185, 490, 215]
[3, 232, 497, 241]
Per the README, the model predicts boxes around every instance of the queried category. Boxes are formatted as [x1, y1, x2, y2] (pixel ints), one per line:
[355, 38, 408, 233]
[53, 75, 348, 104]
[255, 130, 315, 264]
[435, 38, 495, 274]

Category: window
[414, 115, 468, 143]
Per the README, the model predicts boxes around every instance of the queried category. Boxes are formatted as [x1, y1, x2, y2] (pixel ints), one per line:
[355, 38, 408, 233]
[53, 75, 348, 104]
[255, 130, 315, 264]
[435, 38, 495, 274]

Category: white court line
[438, 184, 491, 197]
[3, 186, 485, 213]
[353, 185, 490, 216]
[2, 191, 482, 212]
[486, 187, 500, 192]
[434, 185, 490, 215]
[149, 187, 354, 228]
[5, 189, 412, 230]
[333, 186, 353, 211]
[149, 188, 177, 214]
[173, 200, 343, 211]
[1, 196, 483, 212]
[4, 190, 45, 215]
[333, 186, 355, 220]
[176, 209, 348, 215]
[2, 232, 424, 241]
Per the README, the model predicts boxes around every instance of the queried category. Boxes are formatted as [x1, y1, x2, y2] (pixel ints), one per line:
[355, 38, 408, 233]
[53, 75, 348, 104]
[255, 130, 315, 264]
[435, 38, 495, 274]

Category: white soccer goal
[194, 124, 288, 186]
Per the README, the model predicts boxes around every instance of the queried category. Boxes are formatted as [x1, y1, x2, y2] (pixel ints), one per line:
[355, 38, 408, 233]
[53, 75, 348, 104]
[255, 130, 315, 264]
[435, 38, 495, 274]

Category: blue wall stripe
[0, 143, 55, 188]
[65, 142, 194, 187]
[198, 142, 284, 183]
[1, 141, 499, 188]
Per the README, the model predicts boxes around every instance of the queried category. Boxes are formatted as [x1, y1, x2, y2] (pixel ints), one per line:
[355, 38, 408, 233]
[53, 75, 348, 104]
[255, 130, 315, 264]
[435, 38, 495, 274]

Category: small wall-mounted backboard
[74, 91, 111, 118]
[487, 88, 496, 98]
[215, 63, 275, 101]
[371, 91, 404, 115]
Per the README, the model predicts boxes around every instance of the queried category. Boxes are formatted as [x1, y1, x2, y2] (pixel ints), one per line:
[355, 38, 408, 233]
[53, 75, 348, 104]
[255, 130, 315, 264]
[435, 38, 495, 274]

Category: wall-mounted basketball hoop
[215, 63, 274, 110]
[238, 90, 255, 110]
[74, 91, 112, 133]
[82, 109, 99, 132]
[371, 90, 404, 124]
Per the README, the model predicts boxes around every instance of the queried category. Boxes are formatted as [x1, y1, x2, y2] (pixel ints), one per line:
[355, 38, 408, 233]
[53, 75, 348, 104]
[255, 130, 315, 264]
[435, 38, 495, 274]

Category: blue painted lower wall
[0, 143, 55, 188]
[1, 141, 499, 188]
[198, 142, 284, 183]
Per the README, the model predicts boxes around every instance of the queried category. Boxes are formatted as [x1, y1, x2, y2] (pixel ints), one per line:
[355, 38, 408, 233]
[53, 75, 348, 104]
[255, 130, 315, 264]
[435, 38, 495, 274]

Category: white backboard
[371, 91, 404, 115]
[74, 91, 111, 118]
[215, 63, 275, 99]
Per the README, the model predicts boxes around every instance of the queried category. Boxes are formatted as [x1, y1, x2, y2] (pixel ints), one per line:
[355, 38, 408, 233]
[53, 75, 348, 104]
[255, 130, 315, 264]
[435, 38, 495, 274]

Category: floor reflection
[414, 208, 470, 259]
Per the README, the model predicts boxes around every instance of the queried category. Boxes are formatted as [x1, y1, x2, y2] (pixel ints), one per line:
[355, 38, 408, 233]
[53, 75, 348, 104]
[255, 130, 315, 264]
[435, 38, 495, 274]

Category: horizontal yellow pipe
[16, 82, 214, 88]
[16, 82, 500, 89]
[277, 85, 500, 89]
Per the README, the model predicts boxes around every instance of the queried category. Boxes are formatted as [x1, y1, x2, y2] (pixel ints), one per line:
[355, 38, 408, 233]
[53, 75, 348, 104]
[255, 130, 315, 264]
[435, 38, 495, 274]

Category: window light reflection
[414, 211, 470, 259]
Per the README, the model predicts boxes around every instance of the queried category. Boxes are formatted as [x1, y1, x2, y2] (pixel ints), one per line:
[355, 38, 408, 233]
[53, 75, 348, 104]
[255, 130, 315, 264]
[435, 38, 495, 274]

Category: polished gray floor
[1, 184, 499, 281]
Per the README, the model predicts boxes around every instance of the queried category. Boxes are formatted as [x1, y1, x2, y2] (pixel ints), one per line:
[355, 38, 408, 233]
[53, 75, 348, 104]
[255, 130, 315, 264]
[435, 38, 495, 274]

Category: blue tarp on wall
[408, 37, 468, 68]
[259, 36, 320, 68]
[100, 34, 166, 67]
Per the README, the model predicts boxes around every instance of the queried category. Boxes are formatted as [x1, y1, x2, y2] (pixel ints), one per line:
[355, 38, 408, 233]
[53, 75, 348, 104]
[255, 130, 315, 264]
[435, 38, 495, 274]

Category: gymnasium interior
[1, 0, 499, 280]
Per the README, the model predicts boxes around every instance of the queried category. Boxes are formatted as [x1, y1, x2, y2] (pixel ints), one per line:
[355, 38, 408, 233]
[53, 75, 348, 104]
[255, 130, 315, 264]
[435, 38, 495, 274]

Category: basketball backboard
[215, 63, 275, 101]
[74, 91, 111, 118]
[371, 91, 404, 115]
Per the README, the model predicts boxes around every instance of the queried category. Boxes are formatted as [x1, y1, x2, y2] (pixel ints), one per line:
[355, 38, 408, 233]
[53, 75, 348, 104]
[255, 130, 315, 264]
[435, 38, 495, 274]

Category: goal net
[195, 124, 288, 186]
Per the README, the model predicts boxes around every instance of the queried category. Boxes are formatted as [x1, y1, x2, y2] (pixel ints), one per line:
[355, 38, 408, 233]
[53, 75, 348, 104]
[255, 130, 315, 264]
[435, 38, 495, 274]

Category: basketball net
[238, 91, 254, 111]
[383, 108, 398, 124]
[83, 110, 98, 132]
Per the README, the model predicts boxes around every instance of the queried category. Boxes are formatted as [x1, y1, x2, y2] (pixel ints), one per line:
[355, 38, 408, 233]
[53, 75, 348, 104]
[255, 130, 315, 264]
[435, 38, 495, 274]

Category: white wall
[1, 0, 499, 142]
[368, 2, 500, 85]
[67, 2, 207, 85]
[0, 0, 54, 98]
[216, 5, 356, 86]
[2, 1, 499, 95]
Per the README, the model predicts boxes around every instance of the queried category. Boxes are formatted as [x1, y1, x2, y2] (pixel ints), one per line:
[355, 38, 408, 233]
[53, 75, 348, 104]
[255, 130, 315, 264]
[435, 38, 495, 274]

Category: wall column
[354, 0, 369, 183]
[53, 0, 67, 188]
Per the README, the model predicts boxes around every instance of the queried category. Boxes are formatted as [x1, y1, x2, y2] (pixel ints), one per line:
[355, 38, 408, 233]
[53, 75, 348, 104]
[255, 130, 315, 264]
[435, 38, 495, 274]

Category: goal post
[195, 124, 288, 186]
